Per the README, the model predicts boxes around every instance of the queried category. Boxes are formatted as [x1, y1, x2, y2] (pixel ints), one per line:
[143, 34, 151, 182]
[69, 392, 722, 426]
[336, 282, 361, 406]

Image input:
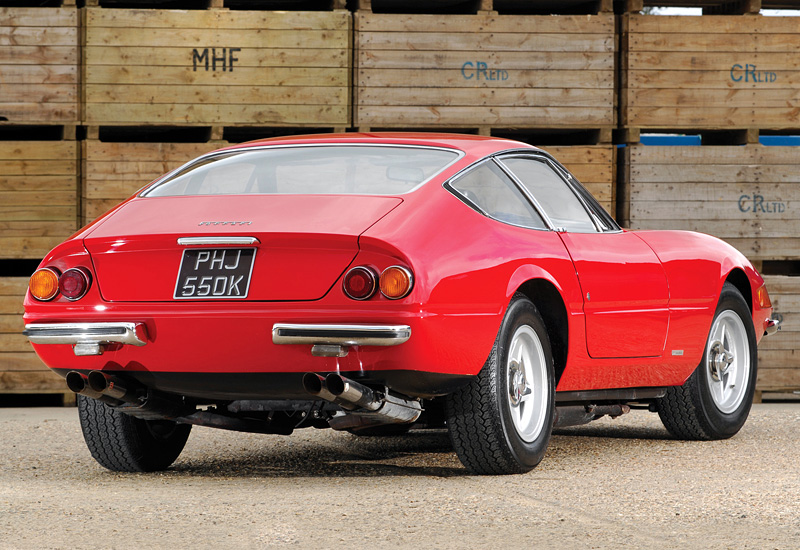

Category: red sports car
[23, 133, 779, 475]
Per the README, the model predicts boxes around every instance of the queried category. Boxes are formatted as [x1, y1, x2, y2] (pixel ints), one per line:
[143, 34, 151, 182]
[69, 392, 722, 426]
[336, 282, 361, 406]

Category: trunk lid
[84, 195, 402, 302]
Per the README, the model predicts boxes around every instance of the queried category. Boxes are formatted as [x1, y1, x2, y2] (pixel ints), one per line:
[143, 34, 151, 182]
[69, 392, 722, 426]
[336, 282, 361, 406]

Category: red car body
[22, 133, 778, 474]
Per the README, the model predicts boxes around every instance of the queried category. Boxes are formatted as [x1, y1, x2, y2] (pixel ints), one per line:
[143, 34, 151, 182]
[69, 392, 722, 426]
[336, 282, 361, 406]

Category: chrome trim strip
[272, 323, 411, 347]
[23, 322, 148, 346]
[764, 318, 781, 336]
[177, 237, 260, 246]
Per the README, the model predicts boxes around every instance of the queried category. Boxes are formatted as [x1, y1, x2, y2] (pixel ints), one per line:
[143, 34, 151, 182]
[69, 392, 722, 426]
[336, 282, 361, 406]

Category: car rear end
[23, 140, 486, 402]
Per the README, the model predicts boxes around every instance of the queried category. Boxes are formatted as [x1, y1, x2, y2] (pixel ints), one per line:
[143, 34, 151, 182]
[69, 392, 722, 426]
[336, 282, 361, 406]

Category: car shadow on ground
[161, 422, 678, 478]
[169, 429, 469, 479]
[553, 422, 675, 441]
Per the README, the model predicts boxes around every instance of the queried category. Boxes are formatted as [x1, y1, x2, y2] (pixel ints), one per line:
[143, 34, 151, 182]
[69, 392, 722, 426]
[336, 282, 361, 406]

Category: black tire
[446, 294, 555, 475]
[77, 395, 192, 472]
[656, 283, 758, 440]
[347, 423, 413, 437]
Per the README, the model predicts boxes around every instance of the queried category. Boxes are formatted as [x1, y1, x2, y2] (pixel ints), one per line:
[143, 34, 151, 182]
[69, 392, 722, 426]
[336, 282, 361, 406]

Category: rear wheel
[446, 294, 555, 475]
[657, 283, 757, 440]
[77, 395, 192, 472]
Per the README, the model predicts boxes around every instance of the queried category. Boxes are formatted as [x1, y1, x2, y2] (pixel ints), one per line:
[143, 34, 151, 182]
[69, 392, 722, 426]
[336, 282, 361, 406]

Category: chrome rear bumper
[23, 322, 148, 356]
[272, 323, 411, 347]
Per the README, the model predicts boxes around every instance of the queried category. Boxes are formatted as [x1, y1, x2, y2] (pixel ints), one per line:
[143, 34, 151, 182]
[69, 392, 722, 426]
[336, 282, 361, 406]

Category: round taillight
[29, 268, 60, 301]
[59, 268, 90, 301]
[380, 266, 413, 300]
[343, 266, 378, 300]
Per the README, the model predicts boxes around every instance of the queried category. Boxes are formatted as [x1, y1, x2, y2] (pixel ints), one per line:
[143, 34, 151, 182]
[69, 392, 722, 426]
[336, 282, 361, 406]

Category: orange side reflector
[756, 284, 772, 309]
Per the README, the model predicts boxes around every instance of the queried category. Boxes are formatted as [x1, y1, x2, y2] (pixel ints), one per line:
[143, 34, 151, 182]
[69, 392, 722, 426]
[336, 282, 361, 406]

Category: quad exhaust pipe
[65, 370, 188, 419]
[303, 373, 422, 429]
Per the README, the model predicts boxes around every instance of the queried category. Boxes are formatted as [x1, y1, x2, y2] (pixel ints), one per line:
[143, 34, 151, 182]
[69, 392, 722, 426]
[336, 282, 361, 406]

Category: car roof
[216, 132, 540, 159]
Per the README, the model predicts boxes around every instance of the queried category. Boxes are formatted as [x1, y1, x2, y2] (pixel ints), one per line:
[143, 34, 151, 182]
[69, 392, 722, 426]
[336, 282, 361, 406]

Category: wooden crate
[758, 275, 800, 393]
[0, 141, 79, 259]
[0, 277, 63, 394]
[355, 13, 616, 129]
[621, 14, 800, 130]
[0, 8, 79, 124]
[83, 140, 222, 223]
[624, 144, 800, 261]
[83, 9, 351, 127]
[541, 145, 616, 216]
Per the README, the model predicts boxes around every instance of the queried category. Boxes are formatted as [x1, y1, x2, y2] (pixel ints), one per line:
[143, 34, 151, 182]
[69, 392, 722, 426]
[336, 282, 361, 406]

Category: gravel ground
[1, 403, 798, 550]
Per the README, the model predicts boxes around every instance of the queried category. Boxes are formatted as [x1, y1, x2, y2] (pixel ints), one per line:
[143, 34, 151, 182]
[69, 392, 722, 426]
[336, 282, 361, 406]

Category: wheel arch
[515, 278, 569, 386]
[724, 268, 753, 313]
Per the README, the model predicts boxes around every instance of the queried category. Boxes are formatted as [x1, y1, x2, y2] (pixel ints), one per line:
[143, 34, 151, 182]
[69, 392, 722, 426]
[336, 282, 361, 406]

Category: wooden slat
[358, 32, 613, 53]
[356, 13, 616, 34]
[0, 334, 33, 353]
[85, 28, 349, 49]
[358, 88, 613, 106]
[0, 371, 63, 392]
[628, 15, 800, 35]
[86, 104, 349, 125]
[0, 7, 78, 28]
[86, 86, 347, 105]
[355, 13, 615, 129]
[358, 50, 614, 71]
[0, 315, 25, 334]
[0, 46, 78, 65]
[87, 46, 349, 68]
[356, 106, 612, 127]
[86, 8, 351, 31]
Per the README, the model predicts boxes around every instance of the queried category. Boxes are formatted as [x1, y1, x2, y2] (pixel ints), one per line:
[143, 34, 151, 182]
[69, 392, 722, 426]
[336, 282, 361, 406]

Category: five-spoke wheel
[657, 282, 758, 440]
[446, 294, 555, 475]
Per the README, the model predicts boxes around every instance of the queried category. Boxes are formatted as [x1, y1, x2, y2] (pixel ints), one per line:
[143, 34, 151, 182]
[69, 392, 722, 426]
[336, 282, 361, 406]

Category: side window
[448, 161, 547, 230]
[501, 157, 598, 233]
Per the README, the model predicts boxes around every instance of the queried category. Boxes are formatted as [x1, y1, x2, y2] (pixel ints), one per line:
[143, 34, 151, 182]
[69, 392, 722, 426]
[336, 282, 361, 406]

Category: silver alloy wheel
[705, 309, 750, 414]
[506, 325, 548, 442]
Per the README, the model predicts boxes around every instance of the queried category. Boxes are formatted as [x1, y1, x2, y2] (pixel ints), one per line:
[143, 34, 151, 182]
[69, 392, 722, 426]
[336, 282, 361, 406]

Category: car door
[499, 155, 670, 359]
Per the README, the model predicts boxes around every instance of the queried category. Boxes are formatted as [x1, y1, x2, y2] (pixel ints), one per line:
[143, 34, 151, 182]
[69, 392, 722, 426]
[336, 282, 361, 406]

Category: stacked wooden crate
[0, 8, 80, 124]
[83, 8, 351, 128]
[0, 6, 80, 399]
[620, 14, 800, 133]
[620, 13, 800, 397]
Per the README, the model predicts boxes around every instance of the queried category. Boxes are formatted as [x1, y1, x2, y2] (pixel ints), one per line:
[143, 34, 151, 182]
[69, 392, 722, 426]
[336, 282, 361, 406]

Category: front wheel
[656, 283, 758, 440]
[446, 294, 555, 475]
[78, 395, 192, 472]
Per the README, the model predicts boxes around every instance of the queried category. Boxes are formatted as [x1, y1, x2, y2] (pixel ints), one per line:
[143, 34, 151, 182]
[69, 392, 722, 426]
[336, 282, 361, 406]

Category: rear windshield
[143, 145, 461, 197]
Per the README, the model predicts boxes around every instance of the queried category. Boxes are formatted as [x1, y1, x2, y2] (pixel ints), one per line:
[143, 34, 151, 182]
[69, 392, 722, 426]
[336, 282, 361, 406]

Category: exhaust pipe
[302, 373, 356, 410]
[303, 373, 422, 428]
[87, 370, 140, 403]
[68, 370, 189, 419]
[553, 404, 631, 428]
[65, 371, 124, 406]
